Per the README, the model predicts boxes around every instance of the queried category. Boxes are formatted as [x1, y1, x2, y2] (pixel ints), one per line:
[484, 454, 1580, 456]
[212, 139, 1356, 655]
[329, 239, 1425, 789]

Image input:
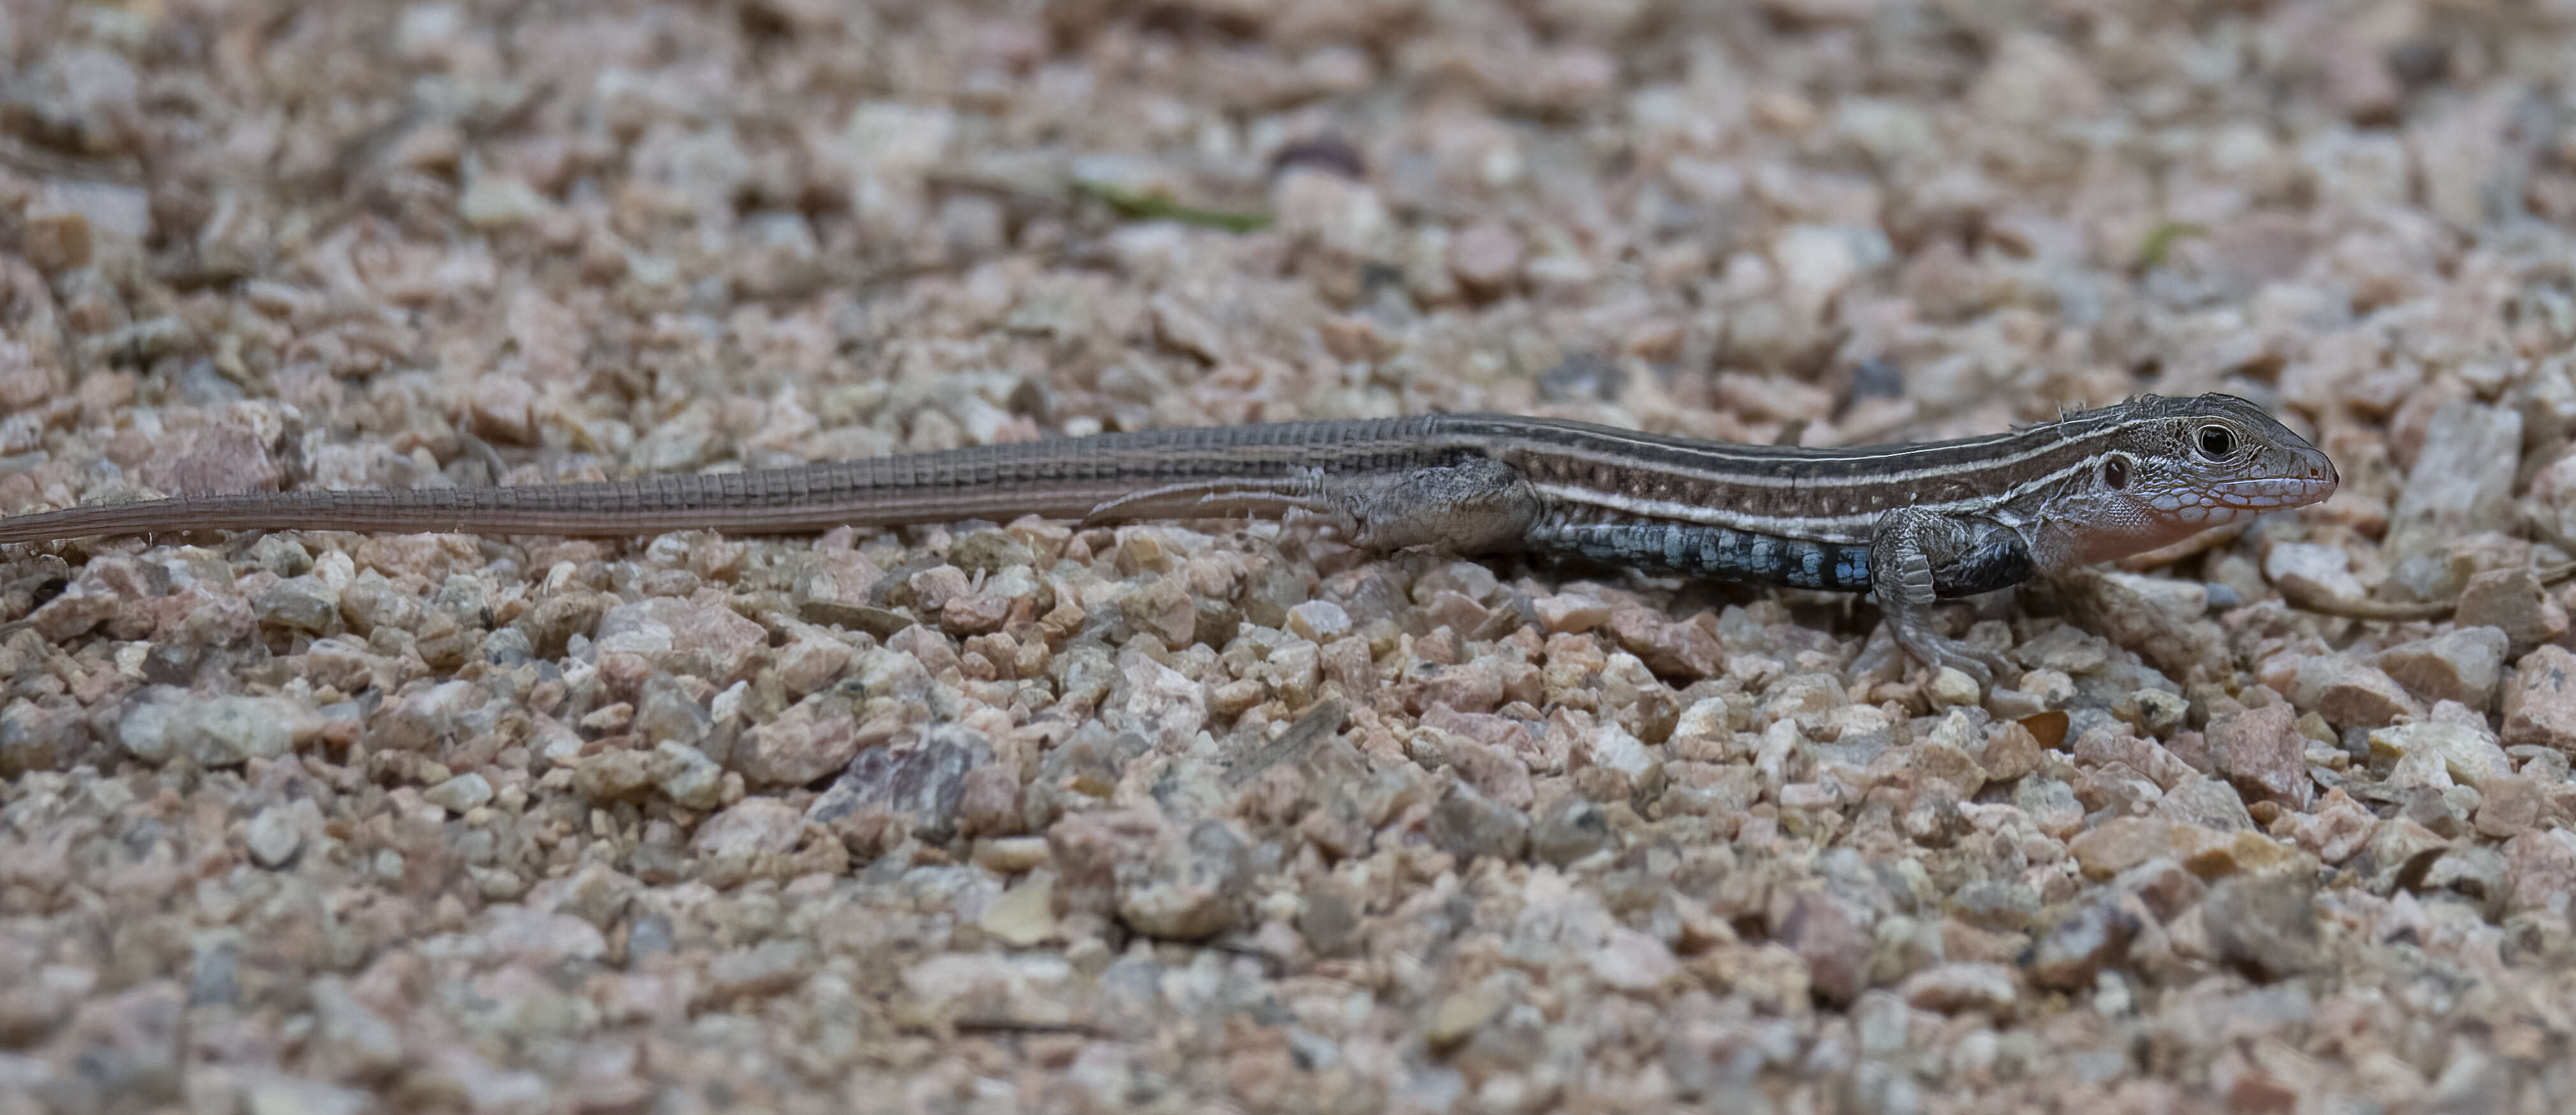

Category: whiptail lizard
[0, 393, 2337, 682]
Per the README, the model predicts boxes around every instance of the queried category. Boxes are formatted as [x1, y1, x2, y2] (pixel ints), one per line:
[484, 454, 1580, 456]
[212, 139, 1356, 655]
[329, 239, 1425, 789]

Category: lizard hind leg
[1072, 456, 1542, 558]
[1328, 455, 1544, 554]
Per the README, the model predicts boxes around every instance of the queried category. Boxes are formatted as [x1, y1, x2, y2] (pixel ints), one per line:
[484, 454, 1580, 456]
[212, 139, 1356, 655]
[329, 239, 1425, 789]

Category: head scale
[2056, 394, 2338, 561]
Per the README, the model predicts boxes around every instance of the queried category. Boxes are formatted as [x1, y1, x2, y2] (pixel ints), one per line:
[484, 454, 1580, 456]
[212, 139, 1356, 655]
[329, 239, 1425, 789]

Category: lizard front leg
[1868, 506, 2031, 685]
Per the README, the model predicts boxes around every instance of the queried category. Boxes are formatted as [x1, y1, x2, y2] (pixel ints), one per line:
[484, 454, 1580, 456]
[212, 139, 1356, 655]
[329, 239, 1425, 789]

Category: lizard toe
[1896, 630, 2009, 690]
[1935, 644, 1993, 688]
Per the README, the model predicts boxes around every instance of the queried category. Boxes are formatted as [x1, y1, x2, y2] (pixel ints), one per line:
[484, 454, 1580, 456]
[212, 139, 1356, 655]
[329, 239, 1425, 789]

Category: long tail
[0, 417, 1450, 543]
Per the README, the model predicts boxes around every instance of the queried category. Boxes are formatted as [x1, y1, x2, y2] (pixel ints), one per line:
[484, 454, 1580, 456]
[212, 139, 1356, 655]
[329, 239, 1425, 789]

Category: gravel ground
[6, 0, 2576, 1112]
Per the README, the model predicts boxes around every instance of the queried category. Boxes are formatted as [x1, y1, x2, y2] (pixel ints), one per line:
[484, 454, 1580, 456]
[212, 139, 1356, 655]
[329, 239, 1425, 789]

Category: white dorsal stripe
[1458, 417, 2133, 492]
[1533, 454, 2106, 543]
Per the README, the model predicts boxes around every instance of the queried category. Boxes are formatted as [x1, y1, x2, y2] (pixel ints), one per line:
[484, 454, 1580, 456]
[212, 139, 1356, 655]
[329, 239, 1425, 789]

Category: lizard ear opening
[2100, 455, 2130, 490]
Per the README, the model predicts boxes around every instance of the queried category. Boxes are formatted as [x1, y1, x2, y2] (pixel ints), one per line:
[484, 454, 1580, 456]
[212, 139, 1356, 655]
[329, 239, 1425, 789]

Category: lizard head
[2063, 393, 2338, 561]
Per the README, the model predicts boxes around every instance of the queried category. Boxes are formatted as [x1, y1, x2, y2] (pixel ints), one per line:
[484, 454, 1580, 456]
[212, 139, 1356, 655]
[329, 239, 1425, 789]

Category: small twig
[2279, 560, 2576, 621]
[2275, 580, 2454, 621]
[2132, 221, 2208, 272]
[2116, 521, 2248, 572]
[949, 1017, 1111, 1038]
[1220, 698, 1348, 788]
[1070, 179, 1272, 233]
[0, 137, 145, 186]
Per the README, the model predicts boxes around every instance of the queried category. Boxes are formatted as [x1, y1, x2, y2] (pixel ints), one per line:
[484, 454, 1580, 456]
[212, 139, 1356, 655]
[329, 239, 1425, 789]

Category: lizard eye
[2100, 455, 2130, 490]
[2196, 424, 2236, 459]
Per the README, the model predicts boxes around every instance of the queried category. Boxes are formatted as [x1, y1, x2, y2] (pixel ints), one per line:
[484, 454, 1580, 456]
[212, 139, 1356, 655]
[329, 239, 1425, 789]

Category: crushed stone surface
[6, 1, 2576, 1112]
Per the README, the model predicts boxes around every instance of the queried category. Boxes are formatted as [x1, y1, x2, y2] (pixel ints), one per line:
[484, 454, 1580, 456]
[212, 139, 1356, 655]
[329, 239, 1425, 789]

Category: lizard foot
[1892, 627, 2013, 690]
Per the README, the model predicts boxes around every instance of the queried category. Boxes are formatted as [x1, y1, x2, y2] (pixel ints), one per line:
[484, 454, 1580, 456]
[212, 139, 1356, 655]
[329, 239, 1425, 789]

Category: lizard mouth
[2206, 475, 2337, 510]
